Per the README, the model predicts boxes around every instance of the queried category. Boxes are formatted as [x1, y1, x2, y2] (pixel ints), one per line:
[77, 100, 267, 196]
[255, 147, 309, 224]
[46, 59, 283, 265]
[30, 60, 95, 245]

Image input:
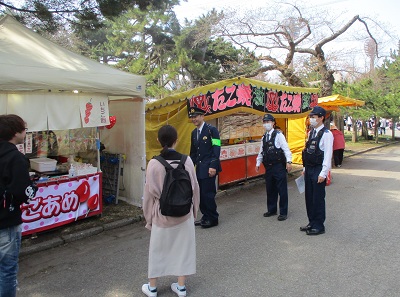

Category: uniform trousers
[264, 162, 288, 216]
[198, 176, 218, 222]
[304, 165, 326, 230]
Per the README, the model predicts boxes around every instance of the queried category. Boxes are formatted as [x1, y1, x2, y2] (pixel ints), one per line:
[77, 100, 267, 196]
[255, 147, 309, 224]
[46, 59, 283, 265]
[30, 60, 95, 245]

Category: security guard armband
[211, 138, 221, 146]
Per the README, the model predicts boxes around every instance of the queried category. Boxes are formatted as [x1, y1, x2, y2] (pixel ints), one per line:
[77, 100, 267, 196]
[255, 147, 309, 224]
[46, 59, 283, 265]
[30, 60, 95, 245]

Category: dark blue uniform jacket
[190, 123, 222, 179]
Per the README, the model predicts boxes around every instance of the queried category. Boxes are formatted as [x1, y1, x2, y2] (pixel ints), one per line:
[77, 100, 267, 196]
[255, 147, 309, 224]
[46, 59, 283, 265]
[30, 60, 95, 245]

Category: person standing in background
[256, 114, 292, 221]
[0, 114, 38, 297]
[380, 118, 387, 135]
[346, 116, 352, 131]
[142, 125, 200, 297]
[330, 124, 345, 168]
[189, 106, 222, 229]
[301, 107, 333, 236]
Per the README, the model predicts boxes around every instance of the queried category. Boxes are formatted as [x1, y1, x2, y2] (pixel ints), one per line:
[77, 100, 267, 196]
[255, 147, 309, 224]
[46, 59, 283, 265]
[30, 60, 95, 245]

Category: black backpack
[153, 155, 193, 217]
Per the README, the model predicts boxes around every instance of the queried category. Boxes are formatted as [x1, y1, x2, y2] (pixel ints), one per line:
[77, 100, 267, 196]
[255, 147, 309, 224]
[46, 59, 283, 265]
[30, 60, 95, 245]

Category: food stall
[0, 15, 146, 235]
[146, 77, 319, 186]
[317, 94, 365, 130]
[318, 94, 365, 110]
[294, 94, 366, 135]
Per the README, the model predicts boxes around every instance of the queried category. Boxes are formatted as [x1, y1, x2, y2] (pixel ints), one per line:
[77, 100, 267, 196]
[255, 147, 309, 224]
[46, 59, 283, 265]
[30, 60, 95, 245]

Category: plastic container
[30, 158, 57, 172]
[68, 164, 76, 178]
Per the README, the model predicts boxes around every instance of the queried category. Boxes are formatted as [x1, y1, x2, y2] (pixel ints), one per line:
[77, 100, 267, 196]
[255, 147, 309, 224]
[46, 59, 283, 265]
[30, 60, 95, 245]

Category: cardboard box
[30, 158, 57, 172]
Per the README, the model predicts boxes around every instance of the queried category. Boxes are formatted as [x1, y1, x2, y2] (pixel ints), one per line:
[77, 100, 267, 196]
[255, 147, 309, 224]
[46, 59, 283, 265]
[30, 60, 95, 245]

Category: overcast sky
[174, 0, 399, 53]
[174, 0, 400, 33]
[173, 0, 399, 76]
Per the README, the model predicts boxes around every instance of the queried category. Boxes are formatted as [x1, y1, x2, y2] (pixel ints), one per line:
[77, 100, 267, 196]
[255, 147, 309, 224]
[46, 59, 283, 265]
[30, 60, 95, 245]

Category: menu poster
[79, 96, 110, 127]
[25, 133, 33, 154]
[16, 144, 25, 154]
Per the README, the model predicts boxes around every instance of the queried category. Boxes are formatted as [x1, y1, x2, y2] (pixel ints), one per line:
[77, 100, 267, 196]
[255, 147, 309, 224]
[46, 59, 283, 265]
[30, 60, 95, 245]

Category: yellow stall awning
[318, 94, 365, 111]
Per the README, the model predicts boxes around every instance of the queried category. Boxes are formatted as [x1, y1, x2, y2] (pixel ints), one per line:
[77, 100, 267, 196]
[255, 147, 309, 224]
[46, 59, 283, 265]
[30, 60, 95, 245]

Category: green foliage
[333, 44, 400, 122]
[1, 0, 179, 33]
[101, 5, 180, 98]
[168, 12, 260, 91]
[100, 9, 260, 97]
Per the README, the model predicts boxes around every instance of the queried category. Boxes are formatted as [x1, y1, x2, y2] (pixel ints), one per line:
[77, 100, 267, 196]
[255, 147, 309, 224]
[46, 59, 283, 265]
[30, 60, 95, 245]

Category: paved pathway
[18, 143, 400, 297]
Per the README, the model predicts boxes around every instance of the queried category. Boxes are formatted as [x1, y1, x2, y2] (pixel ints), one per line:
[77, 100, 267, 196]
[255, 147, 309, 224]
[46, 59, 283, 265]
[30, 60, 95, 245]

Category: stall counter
[219, 142, 265, 186]
[21, 172, 102, 236]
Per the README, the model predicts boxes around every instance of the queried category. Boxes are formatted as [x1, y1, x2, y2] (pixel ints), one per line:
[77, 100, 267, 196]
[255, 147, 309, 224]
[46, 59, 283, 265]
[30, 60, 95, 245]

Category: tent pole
[96, 127, 101, 172]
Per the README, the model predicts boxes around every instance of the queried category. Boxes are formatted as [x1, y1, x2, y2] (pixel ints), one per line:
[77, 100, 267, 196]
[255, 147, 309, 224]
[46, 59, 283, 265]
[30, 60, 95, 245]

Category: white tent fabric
[0, 15, 146, 205]
[0, 15, 145, 97]
[3, 92, 116, 131]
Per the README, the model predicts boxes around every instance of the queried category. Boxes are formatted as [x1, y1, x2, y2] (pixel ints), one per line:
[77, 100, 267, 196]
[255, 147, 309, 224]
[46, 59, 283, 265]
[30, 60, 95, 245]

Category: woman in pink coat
[142, 125, 200, 297]
[330, 124, 346, 167]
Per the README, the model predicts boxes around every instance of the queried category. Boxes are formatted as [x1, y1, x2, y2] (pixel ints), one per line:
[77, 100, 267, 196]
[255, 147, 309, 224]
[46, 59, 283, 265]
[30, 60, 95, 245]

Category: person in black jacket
[189, 106, 222, 229]
[0, 114, 37, 297]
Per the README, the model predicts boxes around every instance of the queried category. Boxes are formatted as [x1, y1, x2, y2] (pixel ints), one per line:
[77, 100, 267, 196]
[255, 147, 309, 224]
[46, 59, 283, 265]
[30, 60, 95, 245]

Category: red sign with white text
[187, 82, 319, 116]
[21, 173, 102, 236]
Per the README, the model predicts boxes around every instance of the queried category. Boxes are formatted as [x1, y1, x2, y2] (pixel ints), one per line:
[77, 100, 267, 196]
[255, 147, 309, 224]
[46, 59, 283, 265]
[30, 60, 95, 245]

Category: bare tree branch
[215, 2, 384, 95]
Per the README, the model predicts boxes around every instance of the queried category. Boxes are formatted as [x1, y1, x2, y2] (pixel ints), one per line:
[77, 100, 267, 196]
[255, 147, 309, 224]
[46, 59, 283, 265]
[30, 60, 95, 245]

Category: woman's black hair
[158, 125, 178, 156]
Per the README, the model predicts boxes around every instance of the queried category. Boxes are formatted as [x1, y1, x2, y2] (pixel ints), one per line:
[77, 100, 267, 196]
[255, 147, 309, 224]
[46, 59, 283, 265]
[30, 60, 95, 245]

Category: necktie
[266, 133, 270, 141]
[311, 129, 316, 139]
[197, 129, 200, 141]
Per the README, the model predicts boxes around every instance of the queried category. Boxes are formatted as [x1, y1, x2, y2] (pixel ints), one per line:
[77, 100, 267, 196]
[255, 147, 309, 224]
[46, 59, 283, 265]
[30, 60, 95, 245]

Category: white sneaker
[142, 284, 157, 297]
[171, 283, 187, 296]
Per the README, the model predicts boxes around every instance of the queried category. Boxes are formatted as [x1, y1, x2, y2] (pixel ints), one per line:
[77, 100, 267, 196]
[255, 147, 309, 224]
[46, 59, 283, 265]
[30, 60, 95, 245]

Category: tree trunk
[352, 121, 358, 142]
[320, 70, 335, 97]
[362, 121, 369, 140]
[391, 117, 396, 140]
[333, 113, 345, 132]
[282, 68, 305, 87]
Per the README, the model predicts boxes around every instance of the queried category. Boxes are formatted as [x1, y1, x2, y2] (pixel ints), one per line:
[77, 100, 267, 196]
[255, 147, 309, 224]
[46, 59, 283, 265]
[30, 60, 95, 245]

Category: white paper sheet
[295, 175, 305, 194]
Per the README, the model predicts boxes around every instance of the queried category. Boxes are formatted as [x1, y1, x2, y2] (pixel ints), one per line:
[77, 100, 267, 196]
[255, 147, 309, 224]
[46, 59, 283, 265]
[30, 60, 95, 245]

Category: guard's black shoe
[277, 215, 287, 221]
[300, 224, 312, 232]
[263, 212, 277, 217]
[201, 220, 218, 228]
[306, 228, 325, 235]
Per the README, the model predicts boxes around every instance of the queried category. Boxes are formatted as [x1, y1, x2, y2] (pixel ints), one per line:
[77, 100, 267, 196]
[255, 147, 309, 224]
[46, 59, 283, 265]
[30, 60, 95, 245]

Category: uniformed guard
[256, 114, 292, 221]
[300, 106, 333, 235]
[188, 106, 222, 228]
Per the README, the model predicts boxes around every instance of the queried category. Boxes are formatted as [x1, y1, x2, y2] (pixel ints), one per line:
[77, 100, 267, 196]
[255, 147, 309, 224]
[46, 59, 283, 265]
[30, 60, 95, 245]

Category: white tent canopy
[0, 15, 145, 96]
[0, 15, 146, 131]
[0, 15, 146, 206]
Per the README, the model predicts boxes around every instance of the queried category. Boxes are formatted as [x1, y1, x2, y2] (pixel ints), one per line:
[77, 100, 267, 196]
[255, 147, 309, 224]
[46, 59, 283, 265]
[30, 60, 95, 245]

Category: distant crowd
[344, 116, 399, 134]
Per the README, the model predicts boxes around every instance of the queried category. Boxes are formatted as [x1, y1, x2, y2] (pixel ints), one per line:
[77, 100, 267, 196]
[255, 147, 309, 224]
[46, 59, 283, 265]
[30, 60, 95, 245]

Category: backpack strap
[154, 155, 188, 170]
[178, 155, 188, 169]
[153, 155, 174, 170]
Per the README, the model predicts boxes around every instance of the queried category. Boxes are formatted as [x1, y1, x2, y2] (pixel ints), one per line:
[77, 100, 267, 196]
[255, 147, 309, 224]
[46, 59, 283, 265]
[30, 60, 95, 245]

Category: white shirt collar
[198, 122, 205, 132]
[315, 125, 324, 132]
[266, 128, 274, 136]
